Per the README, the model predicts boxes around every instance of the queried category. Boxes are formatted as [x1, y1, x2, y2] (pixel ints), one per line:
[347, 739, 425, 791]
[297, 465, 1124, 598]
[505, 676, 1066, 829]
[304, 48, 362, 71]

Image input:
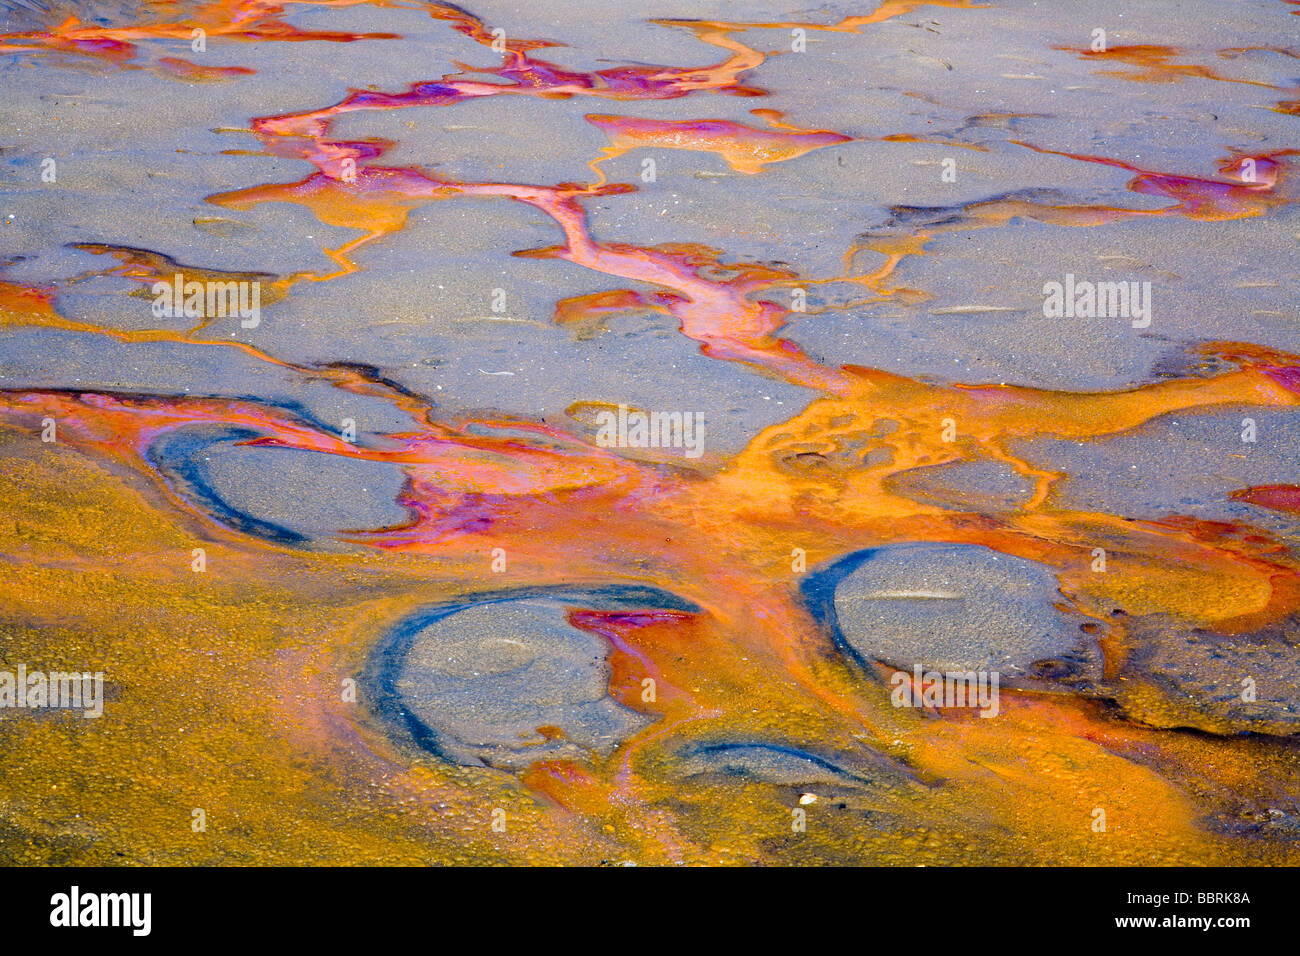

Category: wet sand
[0, 0, 1298, 864]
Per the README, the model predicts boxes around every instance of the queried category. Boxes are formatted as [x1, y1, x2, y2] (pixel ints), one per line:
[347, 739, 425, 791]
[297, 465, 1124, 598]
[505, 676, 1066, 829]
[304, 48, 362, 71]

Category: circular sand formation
[366, 588, 696, 769]
[827, 543, 1079, 674]
[392, 600, 647, 770]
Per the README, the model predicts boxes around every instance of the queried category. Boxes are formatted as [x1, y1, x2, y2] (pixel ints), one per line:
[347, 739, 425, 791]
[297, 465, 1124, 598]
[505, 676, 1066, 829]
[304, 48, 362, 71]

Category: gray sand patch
[832, 543, 1078, 673]
[395, 600, 649, 769]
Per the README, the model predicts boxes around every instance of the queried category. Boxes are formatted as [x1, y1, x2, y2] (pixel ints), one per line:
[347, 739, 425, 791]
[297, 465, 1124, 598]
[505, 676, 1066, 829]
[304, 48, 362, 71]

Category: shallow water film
[1, 0, 1298, 866]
